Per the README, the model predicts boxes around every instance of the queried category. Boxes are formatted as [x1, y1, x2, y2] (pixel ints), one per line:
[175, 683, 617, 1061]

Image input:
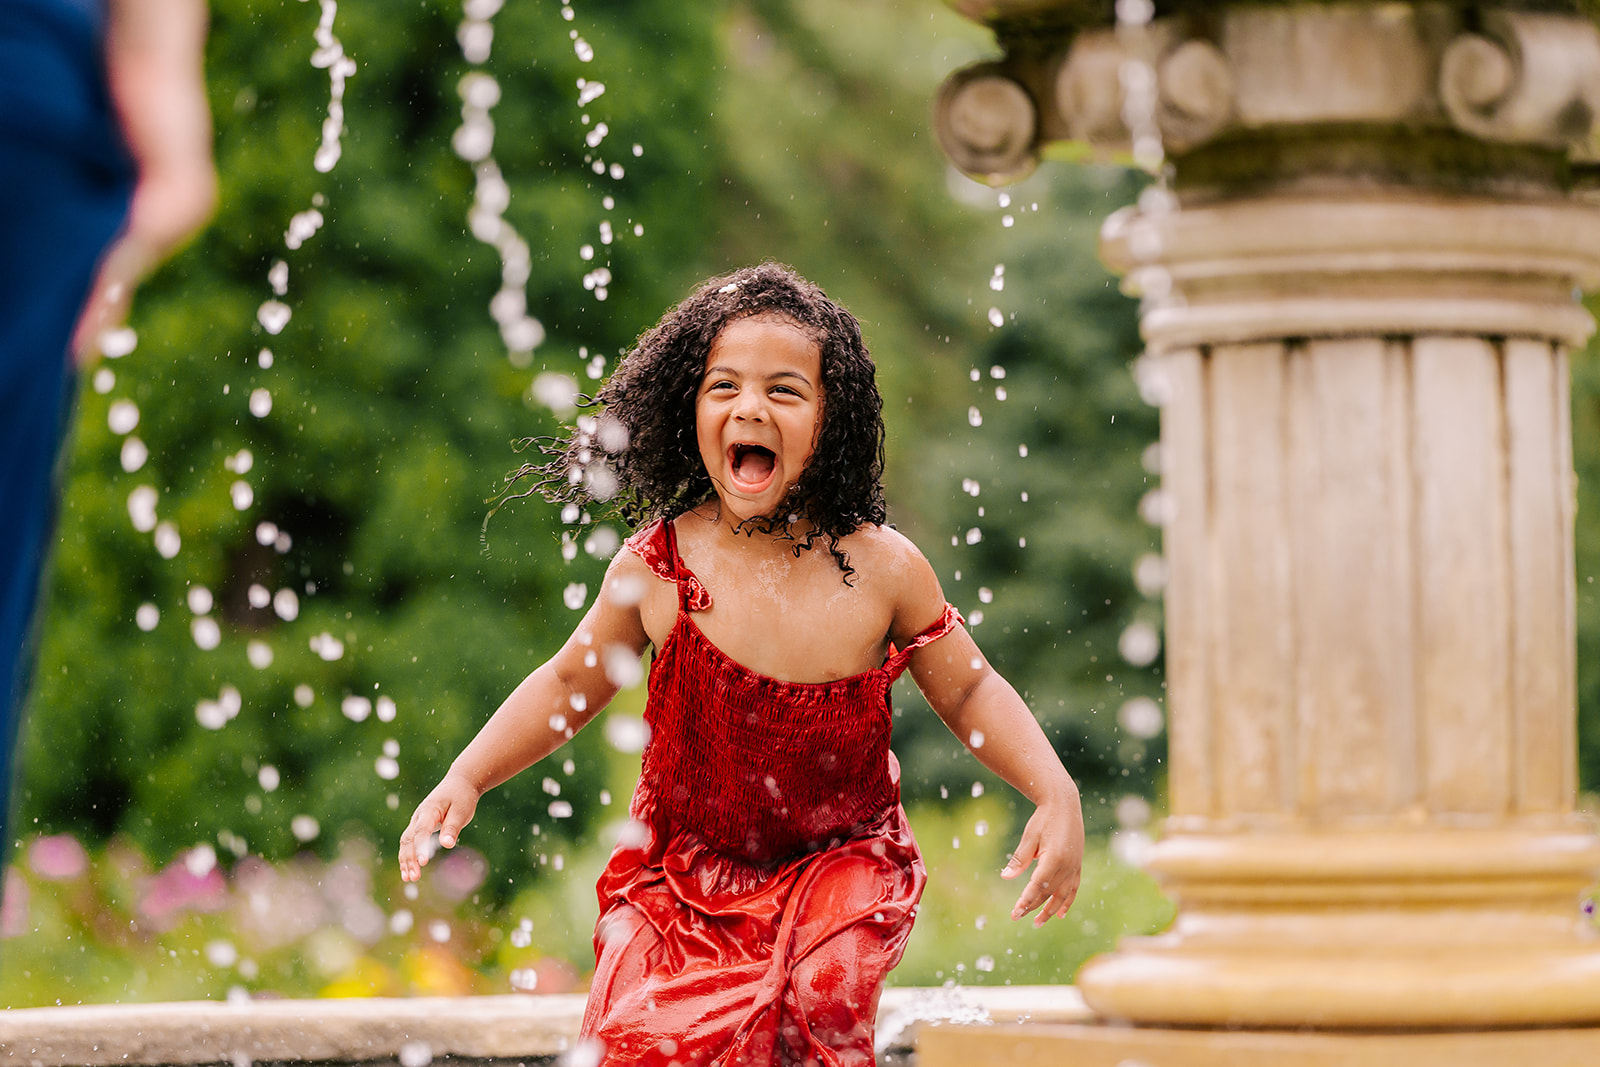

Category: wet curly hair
[508, 262, 887, 579]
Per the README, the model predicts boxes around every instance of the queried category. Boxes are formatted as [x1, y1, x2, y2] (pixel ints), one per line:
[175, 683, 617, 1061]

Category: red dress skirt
[579, 520, 960, 1066]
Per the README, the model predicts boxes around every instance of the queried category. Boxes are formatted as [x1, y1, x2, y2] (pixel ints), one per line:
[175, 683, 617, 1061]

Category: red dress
[579, 519, 961, 1066]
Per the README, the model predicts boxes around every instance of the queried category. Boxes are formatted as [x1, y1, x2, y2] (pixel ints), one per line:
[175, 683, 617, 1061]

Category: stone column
[926, 0, 1600, 1057]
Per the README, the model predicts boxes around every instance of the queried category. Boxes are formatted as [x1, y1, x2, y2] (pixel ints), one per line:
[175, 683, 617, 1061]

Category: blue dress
[0, 0, 133, 852]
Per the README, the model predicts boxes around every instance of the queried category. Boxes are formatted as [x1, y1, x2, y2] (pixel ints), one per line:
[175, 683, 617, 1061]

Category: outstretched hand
[398, 772, 482, 882]
[1001, 792, 1085, 926]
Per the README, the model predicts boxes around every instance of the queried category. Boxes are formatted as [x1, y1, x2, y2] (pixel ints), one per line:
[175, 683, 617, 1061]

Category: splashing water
[450, 8, 546, 366]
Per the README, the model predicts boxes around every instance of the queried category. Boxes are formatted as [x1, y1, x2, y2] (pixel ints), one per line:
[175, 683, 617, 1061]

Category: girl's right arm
[397, 551, 653, 881]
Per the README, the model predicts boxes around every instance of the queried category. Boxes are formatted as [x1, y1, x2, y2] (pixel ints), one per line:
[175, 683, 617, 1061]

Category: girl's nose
[732, 389, 765, 421]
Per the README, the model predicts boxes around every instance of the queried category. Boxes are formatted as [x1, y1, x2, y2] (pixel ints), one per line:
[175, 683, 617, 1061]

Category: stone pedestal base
[915, 1019, 1600, 1067]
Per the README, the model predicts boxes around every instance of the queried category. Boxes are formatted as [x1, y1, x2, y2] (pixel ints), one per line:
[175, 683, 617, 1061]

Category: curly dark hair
[504, 262, 887, 578]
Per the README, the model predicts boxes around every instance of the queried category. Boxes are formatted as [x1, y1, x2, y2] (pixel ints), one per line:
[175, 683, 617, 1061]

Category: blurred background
[8, 0, 1598, 1007]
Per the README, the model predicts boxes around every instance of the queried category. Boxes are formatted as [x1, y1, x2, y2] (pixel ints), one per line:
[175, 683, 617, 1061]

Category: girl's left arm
[895, 548, 1085, 926]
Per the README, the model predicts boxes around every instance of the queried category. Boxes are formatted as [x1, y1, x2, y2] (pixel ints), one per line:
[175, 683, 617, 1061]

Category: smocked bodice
[624, 519, 960, 866]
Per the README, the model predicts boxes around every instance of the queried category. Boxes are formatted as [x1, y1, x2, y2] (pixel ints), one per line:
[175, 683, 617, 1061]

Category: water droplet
[284, 208, 325, 250]
[249, 388, 273, 418]
[230, 481, 254, 511]
[965, 527, 983, 545]
[573, 36, 593, 61]
[294, 684, 314, 708]
[563, 582, 588, 610]
[975, 954, 996, 972]
[577, 80, 606, 106]
[291, 815, 321, 842]
[603, 645, 644, 689]
[968, 609, 985, 626]
[509, 967, 539, 992]
[1018, 443, 1029, 458]
[585, 122, 609, 149]
[247, 640, 274, 669]
[1118, 696, 1164, 739]
[632, 143, 643, 157]
[115, 436, 148, 476]
[258, 765, 280, 792]
[604, 714, 647, 753]
[192, 616, 221, 650]
[978, 587, 994, 604]
[257, 301, 292, 335]
[549, 800, 574, 819]
[100, 327, 138, 359]
[196, 700, 227, 729]
[1001, 214, 1015, 228]
[136, 603, 160, 631]
[532, 372, 580, 415]
[585, 527, 620, 559]
[967, 406, 983, 428]
[268, 260, 289, 296]
[107, 399, 140, 435]
[312, 632, 346, 662]
[377, 696, 397, 722]
[341, 695, 371, 722]
[154, 522, 181, 559]
[428, 919, 451, 943]
[971, 781, 984, 797]
[391, 1041, 433, 1067]
[93, 368, 115, 394]
[986, 307, 1004, 329]
[375, 756, 400, 780]
[205, 939, 238, 968]
[1134, 553, 1168, 597]
[1138, 488, 1175, 526]
[273, 588, 300, 622]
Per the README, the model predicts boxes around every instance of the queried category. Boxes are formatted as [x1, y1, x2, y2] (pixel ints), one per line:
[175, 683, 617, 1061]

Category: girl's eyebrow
[702, 365, 816, 386]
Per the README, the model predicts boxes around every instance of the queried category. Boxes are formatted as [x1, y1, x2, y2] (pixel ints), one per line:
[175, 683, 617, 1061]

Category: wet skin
[398, 312, 1084, 925]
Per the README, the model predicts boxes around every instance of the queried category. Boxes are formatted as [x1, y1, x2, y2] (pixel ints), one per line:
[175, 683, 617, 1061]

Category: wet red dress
[579, 519, 961, 1067]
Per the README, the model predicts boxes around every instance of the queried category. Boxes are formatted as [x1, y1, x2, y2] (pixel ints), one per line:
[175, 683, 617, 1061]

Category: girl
[398, 263, 1084, 1066]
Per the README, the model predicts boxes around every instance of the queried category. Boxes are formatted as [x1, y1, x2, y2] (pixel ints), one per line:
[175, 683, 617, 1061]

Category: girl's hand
[398, 772, 482, 882]
[1001, 792, 1086, 927]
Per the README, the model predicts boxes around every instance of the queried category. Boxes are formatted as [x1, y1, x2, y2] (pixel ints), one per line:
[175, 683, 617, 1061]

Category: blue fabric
[0, 0, 132, 857]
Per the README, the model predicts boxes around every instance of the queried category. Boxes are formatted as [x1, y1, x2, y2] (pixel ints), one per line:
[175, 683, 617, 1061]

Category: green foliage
[23, 0, 725, 886]
[15, 0, 1179, 1003]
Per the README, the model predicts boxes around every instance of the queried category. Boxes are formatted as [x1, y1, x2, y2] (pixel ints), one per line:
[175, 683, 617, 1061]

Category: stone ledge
[0, 987, 1092, 1066]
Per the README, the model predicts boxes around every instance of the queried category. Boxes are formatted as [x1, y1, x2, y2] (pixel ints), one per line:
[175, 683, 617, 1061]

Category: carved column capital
[934, 2, 1600, 186]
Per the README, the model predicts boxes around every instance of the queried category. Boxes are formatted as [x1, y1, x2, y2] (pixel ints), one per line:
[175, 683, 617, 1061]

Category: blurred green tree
[22, 0, 1165, 899]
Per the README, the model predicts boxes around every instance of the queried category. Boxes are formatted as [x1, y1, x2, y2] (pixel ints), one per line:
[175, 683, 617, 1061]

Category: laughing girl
[398, 262, 1084, 1066]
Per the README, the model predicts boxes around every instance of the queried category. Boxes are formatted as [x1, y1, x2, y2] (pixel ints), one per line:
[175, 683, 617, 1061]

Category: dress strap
[623, 519, 713, 612]
[883, 603, 964, 681]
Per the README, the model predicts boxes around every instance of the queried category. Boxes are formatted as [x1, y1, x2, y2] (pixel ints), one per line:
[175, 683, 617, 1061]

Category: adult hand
[74, 0, 217, 361]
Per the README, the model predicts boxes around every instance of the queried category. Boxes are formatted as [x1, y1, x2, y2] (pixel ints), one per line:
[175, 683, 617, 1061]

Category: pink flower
[432, 847, 487, 902]
[27, 834, 88, 881]
[138, 855, 228, 930]
[0, 868, 29, 938]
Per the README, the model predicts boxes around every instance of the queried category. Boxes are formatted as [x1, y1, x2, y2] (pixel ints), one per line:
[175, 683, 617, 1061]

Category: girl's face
[695, 314, 823, 524]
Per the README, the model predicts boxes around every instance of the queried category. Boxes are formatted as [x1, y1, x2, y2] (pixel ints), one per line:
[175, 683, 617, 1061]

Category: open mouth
[728, 443, 777, 492]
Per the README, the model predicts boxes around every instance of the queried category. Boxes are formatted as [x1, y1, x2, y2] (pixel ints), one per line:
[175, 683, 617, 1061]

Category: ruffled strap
[884, 603, 964, 681]
[622, 519, 713, 612]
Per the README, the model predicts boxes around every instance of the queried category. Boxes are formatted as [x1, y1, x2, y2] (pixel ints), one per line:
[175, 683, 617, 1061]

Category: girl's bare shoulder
[841, 524, 944, 612]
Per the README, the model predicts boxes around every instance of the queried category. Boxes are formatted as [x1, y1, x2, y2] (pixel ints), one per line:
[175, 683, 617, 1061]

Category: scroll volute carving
[1440, 11, 1600, 147]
